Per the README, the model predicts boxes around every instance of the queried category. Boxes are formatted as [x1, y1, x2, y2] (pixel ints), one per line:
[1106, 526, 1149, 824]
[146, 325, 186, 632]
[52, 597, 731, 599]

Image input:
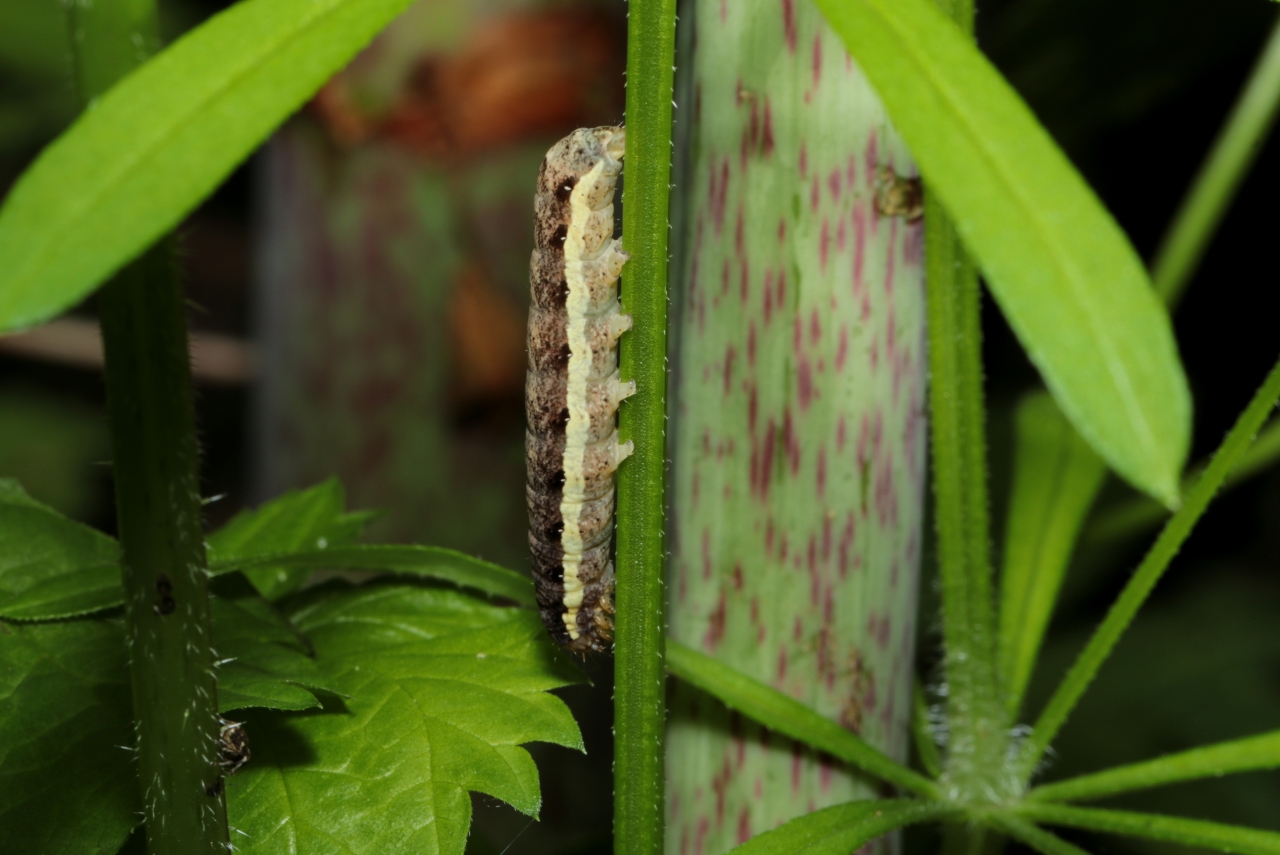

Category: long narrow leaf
[726, 799, 958, 855]
[1085, 418, 1280, 546]
[988, 815, 1091, 855]
[0, 0, 418, 332]
[1019, 356, 1280, 779]
[812, 0, 1191, 505]
[1152, 13, 1280, 307]
[1029, 730, 1280, 804]
[997, 393, 1106, 719]
[666, 642, 940, 799]
[912, 679, 943, 779]
[1017, 803, 1280, 855]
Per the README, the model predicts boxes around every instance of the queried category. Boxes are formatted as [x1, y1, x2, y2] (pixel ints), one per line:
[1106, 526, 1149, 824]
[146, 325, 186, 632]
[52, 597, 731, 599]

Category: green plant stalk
[664, 2, 930, 848]
[100, 247, 228, 853]
[614, 0, 676, 852]
[67, 1, 229, 850]
[1151, 13, 1280, 308]
[912, 678, 943, 779]
[915, 0, 1006, 804]
[1019, 354, 1280, 781]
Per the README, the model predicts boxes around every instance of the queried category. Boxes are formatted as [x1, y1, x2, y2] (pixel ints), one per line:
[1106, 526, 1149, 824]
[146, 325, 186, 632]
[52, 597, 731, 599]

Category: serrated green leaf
[0, 618, 138, 855]
[813, 0, 1192, 505]
[211, 579, 340, 713]
[0, 478, 122, 620]
[226, 582, 584, 855]
[1016, 803, 1280, 855]
[725, 799, 957, 854]
[998, 393, 1106, 719]
[209, 479, 373, 599]
[0, 0, 420, 333]
[215, 545, 536, 606]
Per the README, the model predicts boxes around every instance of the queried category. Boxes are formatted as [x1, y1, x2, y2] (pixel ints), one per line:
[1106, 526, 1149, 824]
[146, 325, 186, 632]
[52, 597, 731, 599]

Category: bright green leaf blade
[998, 393, 1106, 718]
[209, 479, 372, 599]
[0, 478, 122, 620]
[1017, 803, 1280, 855]
[988, 815, 1092, 855]
[666, 641, 940, 799]
[4, 542, 535, 621]
[812, 0, 1192, 504]
[213, 544, 536, 606]
[0, 0, 419, 332]
[725, 799, 957, 855]
[1029, 730, 1280, 804]
[211, 581, 340, 713]
[1020, 356, 1280, 777]
[0, 618, 138, 854]
[227, 582, 584, 855]
[1085, 417, 1280, 546]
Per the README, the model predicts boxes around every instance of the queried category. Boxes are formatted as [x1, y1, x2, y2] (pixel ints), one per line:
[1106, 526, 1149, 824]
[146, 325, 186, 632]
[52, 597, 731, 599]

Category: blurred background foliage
[0, 0, 1277, 852]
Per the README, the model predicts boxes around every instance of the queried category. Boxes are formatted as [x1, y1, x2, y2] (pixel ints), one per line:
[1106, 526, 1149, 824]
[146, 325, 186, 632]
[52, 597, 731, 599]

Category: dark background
[1, 0, 1277, 852]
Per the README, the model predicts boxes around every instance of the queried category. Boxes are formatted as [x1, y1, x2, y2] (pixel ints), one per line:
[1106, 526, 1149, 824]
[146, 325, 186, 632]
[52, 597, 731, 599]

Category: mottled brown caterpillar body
[527, 126, 632, 654]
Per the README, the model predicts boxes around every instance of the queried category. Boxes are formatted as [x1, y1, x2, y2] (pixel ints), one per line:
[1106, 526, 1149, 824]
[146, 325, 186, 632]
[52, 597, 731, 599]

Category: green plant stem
[924, 189, 1003, 801]
[912, 678, 943, 779]
[614, 1, 676, 853]
[1084, 416, 1280, 545]
[1151, 12, 1280, 308]
[917, 0, 1005, 802]
[101, 254, 229, 854]
[1019, 355, 1280, 781]
[68, 1, 229, 851]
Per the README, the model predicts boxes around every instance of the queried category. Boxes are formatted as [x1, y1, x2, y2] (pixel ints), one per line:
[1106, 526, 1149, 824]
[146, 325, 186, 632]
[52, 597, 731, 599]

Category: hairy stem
[68, 0, 229, 850]
[614, 1, 677, 853]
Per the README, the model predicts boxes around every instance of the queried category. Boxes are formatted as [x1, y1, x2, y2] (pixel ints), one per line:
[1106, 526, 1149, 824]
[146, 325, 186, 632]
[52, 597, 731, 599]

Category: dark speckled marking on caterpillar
[527, 126, 632, 654]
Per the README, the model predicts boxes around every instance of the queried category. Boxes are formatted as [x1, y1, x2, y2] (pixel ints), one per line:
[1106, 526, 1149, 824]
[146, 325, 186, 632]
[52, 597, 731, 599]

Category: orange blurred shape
[314, 9, 624, 160]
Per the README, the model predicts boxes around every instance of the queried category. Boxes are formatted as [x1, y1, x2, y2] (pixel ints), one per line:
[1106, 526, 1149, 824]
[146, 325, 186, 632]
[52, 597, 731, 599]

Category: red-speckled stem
[665, 1, 927, 851]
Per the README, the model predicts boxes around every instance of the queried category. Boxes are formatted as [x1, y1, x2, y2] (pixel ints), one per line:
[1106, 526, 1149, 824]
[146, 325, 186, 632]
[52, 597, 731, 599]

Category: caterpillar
[526, 126, 632, 654]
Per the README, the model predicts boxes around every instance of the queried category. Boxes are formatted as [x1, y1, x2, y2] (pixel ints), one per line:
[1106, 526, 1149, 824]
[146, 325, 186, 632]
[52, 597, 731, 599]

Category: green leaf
[812, 0, 1192, 505]
[1019, 356, 1280, 778]
[1029, 730, 1280, 804]
[725, 799, 957, 854]
[997, 393, 1106, 719]
[1085, 417, 1280, 546]
[213, 545, 536, 606]
[666, 641, 939, 799]
[211, 579, 340, 713]
[0, 618, 138, 854]
[226, 581, 584, 855]
[987, 815, 1091, 855]
[0, 0, 420, 332]
[0, 478, 121, 620]
[208, 479, 373, 599]
[1016, 803, 1280, 855]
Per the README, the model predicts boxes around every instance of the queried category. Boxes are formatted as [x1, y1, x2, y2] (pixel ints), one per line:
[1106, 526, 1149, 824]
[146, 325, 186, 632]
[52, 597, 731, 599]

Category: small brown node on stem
[874, 167, 923, 221]
[153, 573, 176, 616]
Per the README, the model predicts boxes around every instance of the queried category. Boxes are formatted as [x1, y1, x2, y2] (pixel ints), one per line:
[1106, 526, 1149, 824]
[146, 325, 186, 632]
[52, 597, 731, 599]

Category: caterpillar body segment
[526, 126, 632, 654]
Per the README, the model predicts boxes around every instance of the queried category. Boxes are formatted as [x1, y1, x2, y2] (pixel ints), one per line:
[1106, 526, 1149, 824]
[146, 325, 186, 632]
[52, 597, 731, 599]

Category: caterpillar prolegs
[526, 127, 632, 654]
